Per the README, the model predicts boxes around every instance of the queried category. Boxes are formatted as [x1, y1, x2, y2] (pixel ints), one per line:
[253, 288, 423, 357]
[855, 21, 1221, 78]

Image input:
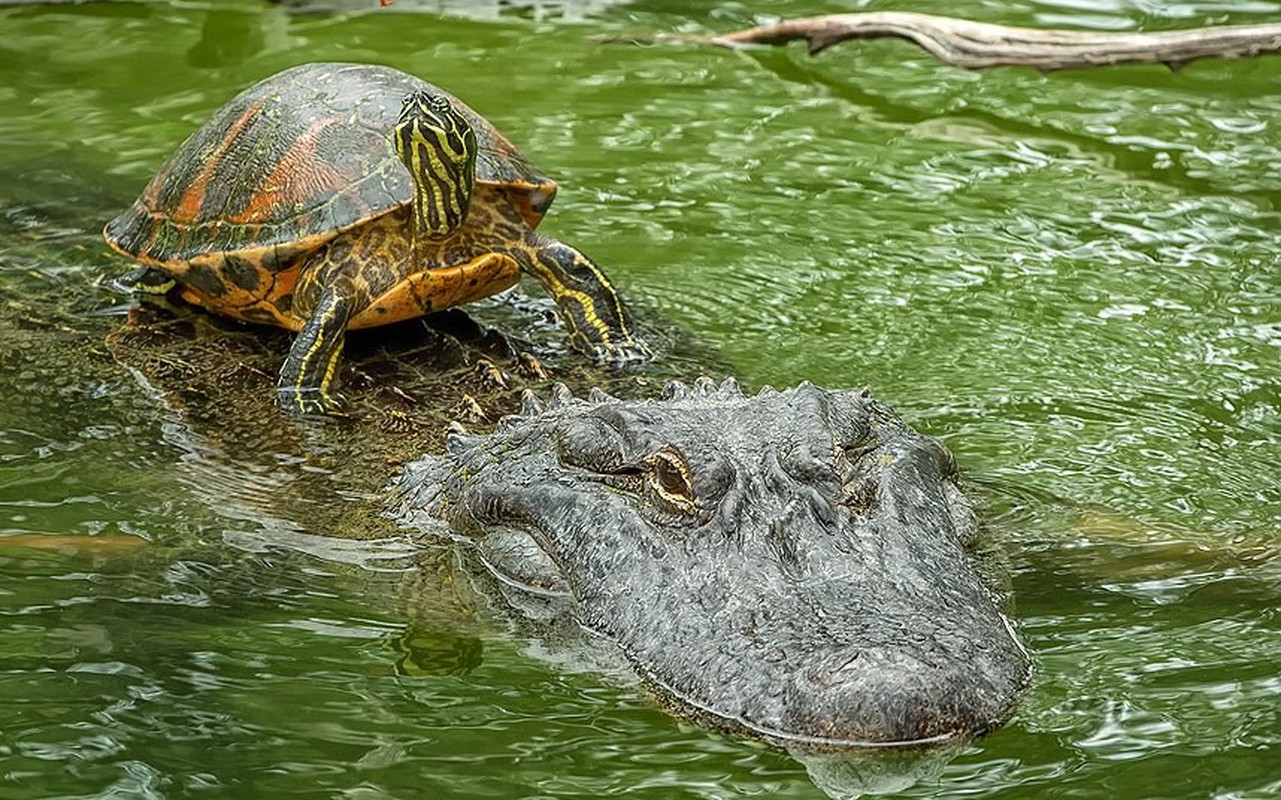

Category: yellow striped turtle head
[394, 90, 477, 237]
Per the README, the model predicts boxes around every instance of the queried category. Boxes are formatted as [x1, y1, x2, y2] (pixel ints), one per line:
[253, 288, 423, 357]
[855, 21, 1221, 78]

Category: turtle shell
[104, 62, 557, 273]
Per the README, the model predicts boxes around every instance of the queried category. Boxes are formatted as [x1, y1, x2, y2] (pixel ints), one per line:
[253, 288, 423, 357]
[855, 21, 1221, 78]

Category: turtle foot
[587, 337, 653, 366]
[277, 385, 348, 418]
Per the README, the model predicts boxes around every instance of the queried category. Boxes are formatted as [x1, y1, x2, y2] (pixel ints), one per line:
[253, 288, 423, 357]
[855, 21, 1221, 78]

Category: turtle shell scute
[105, 62, 557, 266]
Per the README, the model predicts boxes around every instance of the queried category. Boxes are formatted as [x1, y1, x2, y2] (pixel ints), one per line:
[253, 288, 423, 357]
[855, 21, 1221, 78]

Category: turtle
[104, 61, 647, 415]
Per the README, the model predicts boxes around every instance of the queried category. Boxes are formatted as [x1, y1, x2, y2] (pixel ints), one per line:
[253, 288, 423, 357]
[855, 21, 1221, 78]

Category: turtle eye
[399, 91, 424, 117]
[646, 447, 697, 512]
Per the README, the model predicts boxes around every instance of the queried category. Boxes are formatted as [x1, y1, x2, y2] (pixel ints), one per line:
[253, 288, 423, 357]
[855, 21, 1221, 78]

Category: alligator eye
[646, 447, 697, 512]
[655, 457, 688, 495]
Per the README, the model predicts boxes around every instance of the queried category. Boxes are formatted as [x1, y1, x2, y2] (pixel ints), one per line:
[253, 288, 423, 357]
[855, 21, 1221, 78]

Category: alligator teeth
[519, 389, 546, 417]
[548, 383, 574, 408]
[588, 387, 618, 404]
[661, 380, 689, 400]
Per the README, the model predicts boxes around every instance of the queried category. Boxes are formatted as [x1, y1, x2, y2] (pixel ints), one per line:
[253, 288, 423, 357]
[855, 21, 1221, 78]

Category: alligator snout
[779, 632, 1026, 747]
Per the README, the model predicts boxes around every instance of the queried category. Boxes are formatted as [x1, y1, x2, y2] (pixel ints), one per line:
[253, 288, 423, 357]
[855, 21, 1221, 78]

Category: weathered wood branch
[607, 12, 1281, 71]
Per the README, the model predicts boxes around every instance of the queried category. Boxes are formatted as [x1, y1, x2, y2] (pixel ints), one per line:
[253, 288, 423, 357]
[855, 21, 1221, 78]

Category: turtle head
[395, 90, 478, 237]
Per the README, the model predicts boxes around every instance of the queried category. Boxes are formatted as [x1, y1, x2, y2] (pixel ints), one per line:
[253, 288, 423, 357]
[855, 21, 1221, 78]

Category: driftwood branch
[609, 12, 1281, 71]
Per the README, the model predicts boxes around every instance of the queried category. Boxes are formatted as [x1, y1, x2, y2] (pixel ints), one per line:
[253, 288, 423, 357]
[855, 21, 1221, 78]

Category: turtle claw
[563, 326, 652, 366]
[590, 337, 653, 366]
[277, 386, 348, 418]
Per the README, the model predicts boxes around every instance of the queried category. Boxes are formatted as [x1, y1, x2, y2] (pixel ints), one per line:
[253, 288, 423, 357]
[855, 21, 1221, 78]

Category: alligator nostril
[808, 489, 839, 528]
[835, 652, 861, 672]
[767, 516, 801, 568]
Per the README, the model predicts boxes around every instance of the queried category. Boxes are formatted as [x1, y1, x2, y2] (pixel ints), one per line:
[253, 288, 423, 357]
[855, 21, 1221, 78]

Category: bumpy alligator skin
[394, 377, 1030, 749]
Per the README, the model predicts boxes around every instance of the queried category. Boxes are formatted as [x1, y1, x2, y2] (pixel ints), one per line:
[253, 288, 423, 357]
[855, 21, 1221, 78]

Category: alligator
[393, 375, 1031, 749]
[95, 294, 1030, 750]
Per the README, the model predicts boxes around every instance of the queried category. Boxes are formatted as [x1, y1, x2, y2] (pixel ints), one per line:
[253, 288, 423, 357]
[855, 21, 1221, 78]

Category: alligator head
[394, 378, 1030, 749]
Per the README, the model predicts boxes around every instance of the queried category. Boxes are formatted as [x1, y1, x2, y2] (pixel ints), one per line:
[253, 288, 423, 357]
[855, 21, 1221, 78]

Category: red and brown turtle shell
[104, 62, 557, 295]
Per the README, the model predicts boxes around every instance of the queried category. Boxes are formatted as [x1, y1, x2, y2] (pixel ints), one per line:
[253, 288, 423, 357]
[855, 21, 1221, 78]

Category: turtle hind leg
[277, 283, 354, 416]
[518, 235, 650, 363]
[112, 266, 177, 296]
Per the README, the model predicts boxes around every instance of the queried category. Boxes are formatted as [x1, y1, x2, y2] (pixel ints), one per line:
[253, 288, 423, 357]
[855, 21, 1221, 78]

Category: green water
[2, 1, 1279, 797]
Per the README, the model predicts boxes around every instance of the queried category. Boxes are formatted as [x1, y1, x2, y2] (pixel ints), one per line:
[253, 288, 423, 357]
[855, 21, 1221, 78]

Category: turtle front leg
[520, 235, 650, 362]
[277, 283, 355, 416]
